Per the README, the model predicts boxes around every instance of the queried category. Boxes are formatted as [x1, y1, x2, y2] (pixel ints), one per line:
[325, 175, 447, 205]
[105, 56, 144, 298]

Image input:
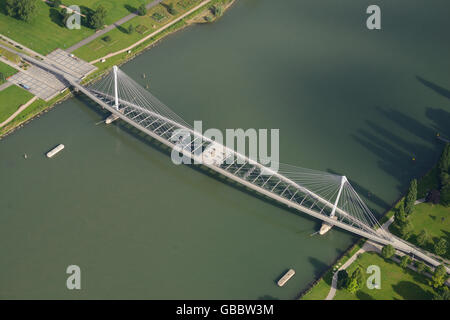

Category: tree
[438, 143, 450, 183]
[398, 219, 414, 240]
[438, 144, 450, 206]
[127, 24, 134, 34]
[211, 4, 223, 17]
[137, 3, 147, 16]
[394, 205, 407, 226]
[417, 230, 430, 246]
[404, 179, 417, 215]
[336, 270, 348, 290]
[426, 189, 441, 205]
[431, 265, 448, 288]
[441, 184, 450, 207]
[433, 287, 450, 300]
[5, 0, 37, 22]
[89, 5, 107, 30]
[400, 255, 411, 269]
[381, 244, 395, 259]
[51, 0, 62, 8]
[416, 260, 426, 274]
[166, 3, 177, 15]
[434, 238, 448, 256]
[346, 265, 364, 294]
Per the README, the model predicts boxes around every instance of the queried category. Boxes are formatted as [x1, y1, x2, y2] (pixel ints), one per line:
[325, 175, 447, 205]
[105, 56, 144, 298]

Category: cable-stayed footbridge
[14, 51, 448, 271]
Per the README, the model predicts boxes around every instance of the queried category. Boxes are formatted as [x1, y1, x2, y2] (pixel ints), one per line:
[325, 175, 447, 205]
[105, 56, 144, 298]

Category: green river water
[0, 0, 449, 299]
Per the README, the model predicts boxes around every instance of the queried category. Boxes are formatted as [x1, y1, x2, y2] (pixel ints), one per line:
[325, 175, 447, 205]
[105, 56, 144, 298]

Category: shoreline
[0, 0, 237, 139]
[297, 161, 444, 299]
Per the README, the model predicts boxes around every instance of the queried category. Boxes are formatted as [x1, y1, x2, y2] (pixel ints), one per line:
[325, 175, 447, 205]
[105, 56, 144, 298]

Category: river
[0, 0, 449, 299]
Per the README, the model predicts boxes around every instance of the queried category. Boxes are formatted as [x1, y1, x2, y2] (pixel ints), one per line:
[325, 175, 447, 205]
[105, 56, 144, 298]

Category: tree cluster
[88, 5, 108, 30]
[5, 0, 37, 22]
[438, 143, 450, 206]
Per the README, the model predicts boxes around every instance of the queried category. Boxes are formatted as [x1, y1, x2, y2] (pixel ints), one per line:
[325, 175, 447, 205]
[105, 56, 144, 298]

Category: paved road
[66, 0, 165, 53]
[0, 81, 12, 91]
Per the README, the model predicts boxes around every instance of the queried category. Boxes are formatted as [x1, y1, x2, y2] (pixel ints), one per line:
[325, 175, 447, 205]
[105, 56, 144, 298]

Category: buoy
[412, 157, 416, 161]
[23, 153, 27, 159]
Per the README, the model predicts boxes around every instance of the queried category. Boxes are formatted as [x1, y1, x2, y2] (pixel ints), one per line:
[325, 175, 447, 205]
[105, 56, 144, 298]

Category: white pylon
[330, 176, 347, 218]
[113, 65, 119, 109]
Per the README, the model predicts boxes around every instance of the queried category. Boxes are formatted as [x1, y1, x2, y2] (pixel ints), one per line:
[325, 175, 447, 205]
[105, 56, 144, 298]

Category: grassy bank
[0, 0, 235, 138]
[0, 90, 67, 137]
[300, 239, 364, 300]
[333, 252, 435, 300]
[0, 1, 94, 55]
[300, 162, 448, 300]
[0, 85, 34, 123]
[0, 60, 17, 82]
[73, 0, 205, 62]
[390, 203, 450, 260]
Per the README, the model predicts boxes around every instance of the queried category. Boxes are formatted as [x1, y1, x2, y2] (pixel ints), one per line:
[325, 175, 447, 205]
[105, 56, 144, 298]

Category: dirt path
[0, 96, 38, 129]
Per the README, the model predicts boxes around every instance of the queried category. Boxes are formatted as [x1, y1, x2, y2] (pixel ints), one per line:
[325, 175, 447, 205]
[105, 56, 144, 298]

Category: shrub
[52, 0, 62, 8]
[417, 230, 430, 246]
[431, 265, 448, 288]
[434, 238, 448, 256]
[400, 255, 411, 269]
[336, 270, 348, 289]
[137, 3, 147, 16]
[346, 266, 364, 294]
[381, 244, 395, 259]
[416, 260, 426, 274]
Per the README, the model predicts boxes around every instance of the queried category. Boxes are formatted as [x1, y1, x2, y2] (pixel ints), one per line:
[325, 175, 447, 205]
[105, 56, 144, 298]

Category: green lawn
[0, 1, 94, 54]
[301, 240, 364, 300]
[0, 1, 151, 55]
[61, 0, 149, 25]
[73, 0, 202, 62]
[0, 61, 17, 83]
[390, 203, 450, 259]
[333, 252, 435, 300]
[0, 85, 33, 123]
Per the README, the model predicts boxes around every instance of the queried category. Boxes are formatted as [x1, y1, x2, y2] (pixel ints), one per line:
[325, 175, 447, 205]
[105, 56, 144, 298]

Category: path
[0, 81, 12, 91]
[0, 96, 38, 128]
[325, 201, 448, 300]
[90, 0, 212, 63]
[66, 0, 165, 53]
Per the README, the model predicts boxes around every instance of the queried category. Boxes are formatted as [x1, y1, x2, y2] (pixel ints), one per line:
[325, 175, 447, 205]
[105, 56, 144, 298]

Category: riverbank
[299, 160, 448, 300]
[0, 0, 236, 139]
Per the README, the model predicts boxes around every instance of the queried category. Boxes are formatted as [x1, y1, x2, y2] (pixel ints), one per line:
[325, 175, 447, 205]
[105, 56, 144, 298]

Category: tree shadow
[308, 257, 329, 279]
[426, 107, 450, 138]
[49, 8, 64, 27]
[356, 291, 374, 300]
[351, 104, 446, 196]
[392, 281, 432, 300]
[116, 25, 129, 34]
[124, 4, 137, 14]
[416, 76, 450, 100]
